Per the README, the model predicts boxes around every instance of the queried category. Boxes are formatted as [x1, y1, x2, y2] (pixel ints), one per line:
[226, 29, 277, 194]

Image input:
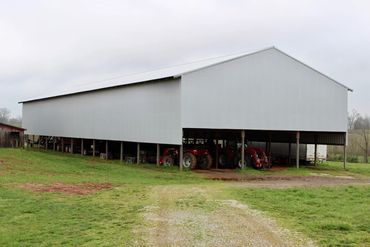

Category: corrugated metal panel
[181, 48, 348, 133]
[20, 52, 250, 103]
[23, 79, 182, 144]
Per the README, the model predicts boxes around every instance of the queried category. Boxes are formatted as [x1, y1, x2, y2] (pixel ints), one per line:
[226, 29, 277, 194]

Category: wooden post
[92, 139, 95, 157]
[344, 144, 347, 169]
[53, 137, 56, 151]
[314, 143, 318, 166]
[120, 141, 123, 163]
[61, 138, 64, 152]
[45, 136, 48, 150]
[179, 144, 183, 171]
[81, 139, 84, 156]
[265, 141, 268, 154]
[288, 142, 292, 165]
[241, 130, 245, 169]
[105, 141, 108, 160]
[215, 139, 219, 169]
[344, 133, 347, 169]
[156, 144, 160, 167]
[70, 138, 73, 154]
[296, 131, 300, 169]
[137, 143, 140, 164]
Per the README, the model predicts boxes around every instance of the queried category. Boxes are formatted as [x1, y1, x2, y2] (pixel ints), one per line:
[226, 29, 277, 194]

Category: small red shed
[0, 122, 25, 148]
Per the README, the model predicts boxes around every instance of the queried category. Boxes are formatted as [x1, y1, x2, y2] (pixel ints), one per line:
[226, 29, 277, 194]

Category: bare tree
[0, 107, 10, 123]
[8, 116, 22, 127]
[348, 109, 360, 130]
[355, 116, 370, 163]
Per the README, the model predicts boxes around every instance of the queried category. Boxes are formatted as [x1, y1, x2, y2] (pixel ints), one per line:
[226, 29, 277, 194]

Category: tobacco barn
[20, 47, 352, 170]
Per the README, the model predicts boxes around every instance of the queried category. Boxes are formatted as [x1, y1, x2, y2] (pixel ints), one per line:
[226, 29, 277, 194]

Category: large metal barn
[20, 47, 352, 170]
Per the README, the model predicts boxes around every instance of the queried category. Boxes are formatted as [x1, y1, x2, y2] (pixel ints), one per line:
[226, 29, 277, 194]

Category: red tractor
[218, 143, 263, 169]
[159, 147, 213, 170]
[253, 147, 271, 169]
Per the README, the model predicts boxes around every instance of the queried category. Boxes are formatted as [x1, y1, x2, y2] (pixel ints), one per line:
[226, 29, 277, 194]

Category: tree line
[346, 109, 369, 163]
[0, 107, 22, 127]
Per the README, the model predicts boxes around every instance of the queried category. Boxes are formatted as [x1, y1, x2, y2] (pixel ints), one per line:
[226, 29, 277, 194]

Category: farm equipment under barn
[217, 141, 270, 170]
[159, 147, 213, 170]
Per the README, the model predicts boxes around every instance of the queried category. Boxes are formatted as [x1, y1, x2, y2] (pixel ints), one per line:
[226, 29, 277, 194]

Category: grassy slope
[233, 161, 370, 246]
[230, 187, 370, 246]
[238, 161, 370, 178]
[0, 149, 207, 246]
[1, 149, 370, 246]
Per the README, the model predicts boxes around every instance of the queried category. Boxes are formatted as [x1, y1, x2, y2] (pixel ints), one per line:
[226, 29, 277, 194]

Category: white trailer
[249, 142, 327, 162]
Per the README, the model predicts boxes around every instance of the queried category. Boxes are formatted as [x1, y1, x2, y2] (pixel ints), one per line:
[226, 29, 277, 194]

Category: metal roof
[19, 47, 352, 103]
[0, 122, 26, 131]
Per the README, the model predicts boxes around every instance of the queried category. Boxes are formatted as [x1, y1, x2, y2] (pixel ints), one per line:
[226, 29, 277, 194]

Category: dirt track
[195, 169, 370, 188]
[142, 185, 315, 247]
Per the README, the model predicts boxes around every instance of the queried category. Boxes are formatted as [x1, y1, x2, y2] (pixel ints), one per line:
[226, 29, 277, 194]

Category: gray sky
[0, 0, 369, 118]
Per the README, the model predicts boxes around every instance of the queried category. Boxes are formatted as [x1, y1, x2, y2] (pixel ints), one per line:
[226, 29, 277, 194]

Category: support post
[92, 139, 95, 157]
[70, 138, 73, 154]
[23, 134, 26, 148]
[61, 137, 64, 152]
[53, 137, 56, 151]
[137, 143, 140, 164]
[179, 144, 183, 171]
[265, 141, 268, 154]
[288, 142, 292, 165]
[81, 139, 84, 156]
[344, 134, 347, 169]
[45, 136, 48, 150]
[314, 143, 318, 166]
[241, 130, 245, 169]
[120, 141, 123, 163]
[156, 144, 160, 167]
[105, 141, 108, 160]
[296, 131, 300, 169]
[215, 139, 219, 169]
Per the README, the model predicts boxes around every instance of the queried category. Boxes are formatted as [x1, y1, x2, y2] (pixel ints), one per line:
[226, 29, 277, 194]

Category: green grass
[0, 148, 207, 246]
[1, 148, 370, 246]
[321, 161, 370, 177]
[230, 186, 370, 246]
[237, 160, 370, 178]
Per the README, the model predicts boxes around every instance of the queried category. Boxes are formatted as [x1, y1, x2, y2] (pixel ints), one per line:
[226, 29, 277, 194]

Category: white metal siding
[23, 79, 182, 144]
[181, 48, 348, 132]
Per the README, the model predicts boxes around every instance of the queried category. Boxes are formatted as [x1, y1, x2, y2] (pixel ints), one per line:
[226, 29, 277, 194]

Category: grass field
[0, 148, 369, 246]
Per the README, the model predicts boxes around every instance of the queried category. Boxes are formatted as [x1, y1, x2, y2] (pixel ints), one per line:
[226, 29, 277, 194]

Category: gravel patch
[142, 185, 316, 247]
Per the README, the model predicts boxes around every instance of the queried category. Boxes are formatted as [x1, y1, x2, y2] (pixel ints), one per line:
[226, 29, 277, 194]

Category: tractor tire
[183, 152, 197, 170]
[234, 155, 247, 169]
[218, 154, 228, 168]
[198, 154, 213, 169]
[162, 155, 174, 167]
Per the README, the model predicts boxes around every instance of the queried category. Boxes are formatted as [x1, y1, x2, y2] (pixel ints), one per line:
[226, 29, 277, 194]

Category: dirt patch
[195, 169, 370, 188]
[142, 185, 315, 247]
[19, 182, 113, 195]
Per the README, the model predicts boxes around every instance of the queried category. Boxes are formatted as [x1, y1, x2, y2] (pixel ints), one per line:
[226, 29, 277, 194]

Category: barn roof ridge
[19, 46, 351, 103]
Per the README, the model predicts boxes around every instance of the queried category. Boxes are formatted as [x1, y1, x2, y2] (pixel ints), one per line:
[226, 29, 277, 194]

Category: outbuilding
[20, 47, 352, 169]
[0, 122, 25, 148]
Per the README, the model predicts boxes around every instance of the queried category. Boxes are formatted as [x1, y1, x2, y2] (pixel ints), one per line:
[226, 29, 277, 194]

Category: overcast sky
[0, 0, 369, 118]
